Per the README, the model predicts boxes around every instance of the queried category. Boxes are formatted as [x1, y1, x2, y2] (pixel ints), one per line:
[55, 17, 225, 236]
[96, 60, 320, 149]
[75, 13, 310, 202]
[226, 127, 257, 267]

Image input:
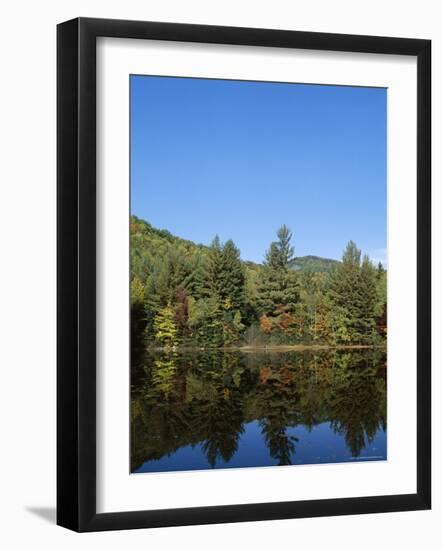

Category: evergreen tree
[265, 242, 281, 270]
[359, 255, 378, 340]
[196, 236, 246, 346]
[218, 239, 246, 312]
[202, 235, 223, 300]
[329, 242, 378, 343]
[201, 237, 245, 310]
[264, 225, 295, 270]
[257, 268, 299, 317]
[375, 268, 387, 337]
[144, 244, 194, 312]
[257, 225, 299, 322]
[342, 240, 361, 266]
[276, 224, 295, 268]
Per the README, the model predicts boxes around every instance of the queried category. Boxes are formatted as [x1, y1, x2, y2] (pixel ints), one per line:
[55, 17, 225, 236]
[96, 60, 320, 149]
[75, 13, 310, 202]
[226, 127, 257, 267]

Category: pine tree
[257, 225, 299, 319]
[265, 242, 281, 270]
[144, 244, 194, 315]
[264, 225, 295, 270]
[198, 235, 223, 301]
[196, 236, 246, 346]
[201, 237, 245, 310]
[258, 268, 299, 317]
[219, 239, 246, 312]
[276, 224, 295, 268]
[375, 268, 387, 337]
[329, 242, 378, 344]
[342, 240, 361, 267]
[358, 255, 378, 342]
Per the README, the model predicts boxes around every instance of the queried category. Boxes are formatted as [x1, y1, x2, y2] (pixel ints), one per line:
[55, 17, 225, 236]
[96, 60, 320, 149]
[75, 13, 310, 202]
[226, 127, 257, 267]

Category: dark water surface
[131, 349, 386, 473]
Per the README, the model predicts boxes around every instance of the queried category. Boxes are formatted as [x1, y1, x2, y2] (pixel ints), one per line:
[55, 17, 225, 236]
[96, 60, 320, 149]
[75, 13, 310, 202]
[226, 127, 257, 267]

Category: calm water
[131, 349, 386, 473]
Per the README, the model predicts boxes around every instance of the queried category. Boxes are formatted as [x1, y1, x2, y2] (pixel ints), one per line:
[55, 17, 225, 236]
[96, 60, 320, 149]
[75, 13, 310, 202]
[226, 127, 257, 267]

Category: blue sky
[130, 75, 386, 265]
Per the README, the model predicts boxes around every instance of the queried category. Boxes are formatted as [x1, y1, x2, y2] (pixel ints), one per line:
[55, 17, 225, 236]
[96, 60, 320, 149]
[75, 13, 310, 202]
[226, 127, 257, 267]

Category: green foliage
[199, 236, 246, 312]
[328, 242, 380, 344]
[256, 267, 299, 317]
[153, 304, 178, 349]
[265, 224, 295, 270]
[257, 226, 299, 332]
[130, 216, 387, 349]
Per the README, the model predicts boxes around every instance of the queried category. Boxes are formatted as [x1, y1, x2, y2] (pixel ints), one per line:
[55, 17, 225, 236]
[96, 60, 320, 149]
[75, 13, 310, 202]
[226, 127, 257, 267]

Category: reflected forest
[130, 217, 387, 472]
[132, 349, 386, 472]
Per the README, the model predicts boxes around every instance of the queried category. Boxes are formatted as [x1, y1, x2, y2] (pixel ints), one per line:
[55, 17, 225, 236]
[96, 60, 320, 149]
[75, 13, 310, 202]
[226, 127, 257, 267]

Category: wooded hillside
[131, 215, 387, 350]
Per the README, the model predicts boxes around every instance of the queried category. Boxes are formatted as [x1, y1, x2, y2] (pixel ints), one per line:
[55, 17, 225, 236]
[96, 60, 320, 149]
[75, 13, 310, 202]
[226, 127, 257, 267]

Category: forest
[130, 215, 387, 351]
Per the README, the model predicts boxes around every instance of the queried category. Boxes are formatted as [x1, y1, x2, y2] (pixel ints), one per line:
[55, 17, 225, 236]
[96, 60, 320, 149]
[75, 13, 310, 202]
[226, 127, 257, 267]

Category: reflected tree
[328, 352, 387, 456]
[131, 349, 387, 471]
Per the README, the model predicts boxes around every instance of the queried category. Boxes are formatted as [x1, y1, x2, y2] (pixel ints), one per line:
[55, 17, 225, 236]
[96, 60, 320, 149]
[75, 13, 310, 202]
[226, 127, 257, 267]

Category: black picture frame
[57, 17, 431, 532]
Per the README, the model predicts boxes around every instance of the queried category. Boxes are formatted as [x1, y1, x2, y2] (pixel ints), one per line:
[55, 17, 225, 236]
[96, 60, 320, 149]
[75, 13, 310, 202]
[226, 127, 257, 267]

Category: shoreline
[146, 344, 386, 353]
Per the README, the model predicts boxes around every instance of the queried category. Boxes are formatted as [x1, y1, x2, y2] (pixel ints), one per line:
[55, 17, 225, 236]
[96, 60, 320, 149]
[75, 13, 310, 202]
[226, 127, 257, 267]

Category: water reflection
[131, 349, 386, 473]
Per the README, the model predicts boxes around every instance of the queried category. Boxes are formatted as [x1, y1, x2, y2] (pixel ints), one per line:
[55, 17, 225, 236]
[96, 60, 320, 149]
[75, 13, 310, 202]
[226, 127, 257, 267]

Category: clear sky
[130, 75, 387, 265]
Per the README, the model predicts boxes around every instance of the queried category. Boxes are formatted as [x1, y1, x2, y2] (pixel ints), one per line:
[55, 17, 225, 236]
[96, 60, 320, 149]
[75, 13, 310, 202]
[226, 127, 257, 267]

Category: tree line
[130, 216, 387, 350]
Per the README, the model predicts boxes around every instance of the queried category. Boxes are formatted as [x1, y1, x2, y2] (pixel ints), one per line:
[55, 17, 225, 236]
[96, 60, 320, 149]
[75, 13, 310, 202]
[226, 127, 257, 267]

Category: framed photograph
[57, 17, 431, 532]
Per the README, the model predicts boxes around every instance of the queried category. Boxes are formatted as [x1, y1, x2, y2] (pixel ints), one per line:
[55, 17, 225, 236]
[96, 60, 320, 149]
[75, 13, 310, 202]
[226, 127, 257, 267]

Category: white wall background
[0, 1, 439, 548]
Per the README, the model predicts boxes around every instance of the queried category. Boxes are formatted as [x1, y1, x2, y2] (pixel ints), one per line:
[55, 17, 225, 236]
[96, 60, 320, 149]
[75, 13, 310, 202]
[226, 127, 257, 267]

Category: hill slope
[130, 215, 339, 273]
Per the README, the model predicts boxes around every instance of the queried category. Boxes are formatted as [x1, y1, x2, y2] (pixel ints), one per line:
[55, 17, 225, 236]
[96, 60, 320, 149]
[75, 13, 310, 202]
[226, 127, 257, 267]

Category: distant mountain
[290, 255, 339, 273]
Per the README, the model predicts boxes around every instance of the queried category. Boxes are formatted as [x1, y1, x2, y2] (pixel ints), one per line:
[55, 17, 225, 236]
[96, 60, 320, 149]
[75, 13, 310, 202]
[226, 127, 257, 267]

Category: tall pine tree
[329, 242, 378, 343]
[219, 239, 246, 312]
[257, 225, 299, 320]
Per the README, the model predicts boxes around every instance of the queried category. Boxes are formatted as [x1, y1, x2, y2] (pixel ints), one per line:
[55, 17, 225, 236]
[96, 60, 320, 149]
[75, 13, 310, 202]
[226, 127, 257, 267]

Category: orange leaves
[259, 314, 273, 333]
[259, 366, 272, 384]
[276, 311, 295, 332]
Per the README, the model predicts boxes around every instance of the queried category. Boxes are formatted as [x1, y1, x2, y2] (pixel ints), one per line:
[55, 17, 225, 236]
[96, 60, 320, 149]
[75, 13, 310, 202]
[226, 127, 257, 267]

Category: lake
[131, 349, 386, 473]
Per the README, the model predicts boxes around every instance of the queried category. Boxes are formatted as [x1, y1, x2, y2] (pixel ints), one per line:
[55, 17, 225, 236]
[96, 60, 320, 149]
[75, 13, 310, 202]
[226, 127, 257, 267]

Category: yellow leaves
[130, 276, 145, 305]
[153, 303, 178, 349]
